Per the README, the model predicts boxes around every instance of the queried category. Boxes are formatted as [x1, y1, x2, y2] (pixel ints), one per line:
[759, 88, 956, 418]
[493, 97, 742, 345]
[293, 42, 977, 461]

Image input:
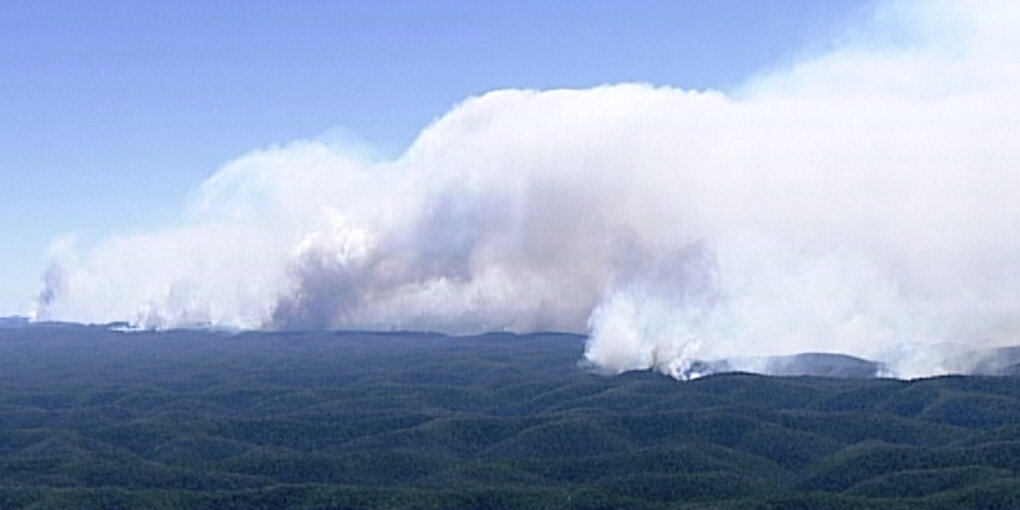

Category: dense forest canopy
[0, 322, 1018, 509]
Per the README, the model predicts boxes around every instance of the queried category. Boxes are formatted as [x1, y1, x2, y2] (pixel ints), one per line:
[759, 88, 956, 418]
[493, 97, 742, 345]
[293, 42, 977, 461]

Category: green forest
[0, 322, 1018, 509]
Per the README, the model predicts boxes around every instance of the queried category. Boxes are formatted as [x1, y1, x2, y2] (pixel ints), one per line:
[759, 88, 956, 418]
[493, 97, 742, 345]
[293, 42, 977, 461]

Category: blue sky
[0, 0, 869, 316]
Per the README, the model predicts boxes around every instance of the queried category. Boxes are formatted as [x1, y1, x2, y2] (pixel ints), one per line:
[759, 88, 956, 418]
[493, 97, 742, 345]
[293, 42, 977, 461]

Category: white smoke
[35, 0, 1020, 378]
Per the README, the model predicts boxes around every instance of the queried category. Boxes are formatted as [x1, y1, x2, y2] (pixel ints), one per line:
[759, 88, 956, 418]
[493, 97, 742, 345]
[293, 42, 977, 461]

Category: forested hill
[1, 323, 1019, 509]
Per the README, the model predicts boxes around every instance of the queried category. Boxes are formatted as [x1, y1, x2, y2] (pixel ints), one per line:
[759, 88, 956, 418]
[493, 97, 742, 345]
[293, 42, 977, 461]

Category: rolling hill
[0, 322, 1018, 509]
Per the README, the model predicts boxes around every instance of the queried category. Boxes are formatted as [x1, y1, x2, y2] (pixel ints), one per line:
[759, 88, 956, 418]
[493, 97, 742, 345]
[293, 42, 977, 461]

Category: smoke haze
[35, 0, 1020, 378]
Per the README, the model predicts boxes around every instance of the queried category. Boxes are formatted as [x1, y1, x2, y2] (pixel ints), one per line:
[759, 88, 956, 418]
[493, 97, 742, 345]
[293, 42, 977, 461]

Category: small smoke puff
[35, 0, 1020, 378]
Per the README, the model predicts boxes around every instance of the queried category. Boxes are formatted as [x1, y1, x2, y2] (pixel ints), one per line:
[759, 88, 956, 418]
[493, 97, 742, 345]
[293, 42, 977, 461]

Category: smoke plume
[35, 0, 1020, 378]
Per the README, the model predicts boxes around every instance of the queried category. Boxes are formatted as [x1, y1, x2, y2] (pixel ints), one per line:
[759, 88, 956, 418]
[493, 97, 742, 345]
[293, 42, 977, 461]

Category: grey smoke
[34, 0, 1020, 379]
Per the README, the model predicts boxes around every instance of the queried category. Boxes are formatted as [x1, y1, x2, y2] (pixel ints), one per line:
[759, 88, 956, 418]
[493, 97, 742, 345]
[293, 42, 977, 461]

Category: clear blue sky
[0, 0, 869, 316]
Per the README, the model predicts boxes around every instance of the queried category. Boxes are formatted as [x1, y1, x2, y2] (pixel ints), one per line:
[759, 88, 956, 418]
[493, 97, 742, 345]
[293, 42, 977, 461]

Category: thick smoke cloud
[35, 0, 1020, 378]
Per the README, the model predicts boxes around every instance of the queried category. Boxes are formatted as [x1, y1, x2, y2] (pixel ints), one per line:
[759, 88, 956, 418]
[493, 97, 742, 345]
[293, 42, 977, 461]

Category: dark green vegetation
[1, 323, 1019, 509]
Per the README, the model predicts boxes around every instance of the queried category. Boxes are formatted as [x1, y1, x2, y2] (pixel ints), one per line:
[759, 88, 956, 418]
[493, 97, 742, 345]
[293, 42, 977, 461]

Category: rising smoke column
[35, 0, 1020, 378]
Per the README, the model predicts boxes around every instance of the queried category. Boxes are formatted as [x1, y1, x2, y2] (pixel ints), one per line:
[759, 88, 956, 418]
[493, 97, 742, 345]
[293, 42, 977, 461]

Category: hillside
[0, 323, 1018, 509]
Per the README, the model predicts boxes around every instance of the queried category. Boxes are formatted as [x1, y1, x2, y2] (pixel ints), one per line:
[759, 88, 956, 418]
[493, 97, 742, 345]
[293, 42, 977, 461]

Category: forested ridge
[1, 322, 1018, 509]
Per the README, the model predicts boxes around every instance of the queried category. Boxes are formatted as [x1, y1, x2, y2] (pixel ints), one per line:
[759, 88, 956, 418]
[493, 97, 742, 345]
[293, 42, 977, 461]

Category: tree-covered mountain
[0, 323, 1018, 509]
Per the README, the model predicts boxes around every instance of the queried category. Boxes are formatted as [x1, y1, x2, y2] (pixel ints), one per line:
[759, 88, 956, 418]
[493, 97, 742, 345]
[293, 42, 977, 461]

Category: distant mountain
[965, 345, 1020, 376]
[685, 352, 884, 379]
[764, 352, 884, 378]
[0, 316, 29, 328]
